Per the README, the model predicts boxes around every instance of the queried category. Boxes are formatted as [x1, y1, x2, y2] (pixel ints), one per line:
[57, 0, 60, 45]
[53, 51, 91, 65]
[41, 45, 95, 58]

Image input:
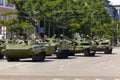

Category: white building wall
[114, 6, 120, 20]
[0, 0, 15, 9]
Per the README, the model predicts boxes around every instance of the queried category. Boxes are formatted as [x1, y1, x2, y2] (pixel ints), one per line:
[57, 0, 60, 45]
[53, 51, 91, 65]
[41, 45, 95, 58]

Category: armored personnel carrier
[2, 39, 46, 62]
[95, 38, 113, 54]
[55, 39, 69, 59]
[38, 35, 69, 59]
[60, 34, 96, 56]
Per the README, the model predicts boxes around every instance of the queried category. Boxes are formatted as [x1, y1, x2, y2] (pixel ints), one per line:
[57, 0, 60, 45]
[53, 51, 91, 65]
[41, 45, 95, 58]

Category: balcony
[0, 3, 15, 9]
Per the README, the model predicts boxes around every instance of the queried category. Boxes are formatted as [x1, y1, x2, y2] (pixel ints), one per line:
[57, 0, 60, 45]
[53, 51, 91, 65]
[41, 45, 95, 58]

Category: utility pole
[90, 10, 98, 35]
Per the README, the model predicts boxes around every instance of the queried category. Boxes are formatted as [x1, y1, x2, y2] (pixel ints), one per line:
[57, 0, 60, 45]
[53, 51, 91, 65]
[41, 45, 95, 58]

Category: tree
[7, 0, 114, 39]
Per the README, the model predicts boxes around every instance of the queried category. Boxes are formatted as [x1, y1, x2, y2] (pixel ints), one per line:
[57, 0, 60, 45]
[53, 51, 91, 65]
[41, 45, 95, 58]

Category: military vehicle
[60, 34, 96, 56]
[55, 39, 69, 59]
[37, 35, 69, 59]
[2, 39, 46, 62]
[0, 39, 5, 59]
[94, 38, 113, 54]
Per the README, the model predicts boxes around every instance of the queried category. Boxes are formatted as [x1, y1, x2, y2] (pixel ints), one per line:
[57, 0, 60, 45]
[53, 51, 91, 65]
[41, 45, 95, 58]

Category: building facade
[0, 0, 16, 39]
[113, 5, 120, 20]
[106, 0, 118, 20]
[106, 0, 120, 43]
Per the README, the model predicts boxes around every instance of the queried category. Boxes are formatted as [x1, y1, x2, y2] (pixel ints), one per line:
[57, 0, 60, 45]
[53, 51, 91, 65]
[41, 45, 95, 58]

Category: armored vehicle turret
[94, 38, 113, 54]
[2, 39, 46, 62]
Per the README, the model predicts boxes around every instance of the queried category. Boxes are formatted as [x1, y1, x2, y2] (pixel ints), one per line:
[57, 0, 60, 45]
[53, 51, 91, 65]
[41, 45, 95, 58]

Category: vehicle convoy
[2, 39, 46, 62]
[38, 35, 70, 59]
[60, 34, 96, 56]
[94, 38, 113, 54]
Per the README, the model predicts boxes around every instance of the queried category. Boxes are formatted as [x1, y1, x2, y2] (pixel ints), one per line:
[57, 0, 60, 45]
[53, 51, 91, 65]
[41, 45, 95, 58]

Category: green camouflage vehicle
[95, 38, 113, 54]
[38, 41, 56, 56]
[2, 39, 46, 62]
[0, 39, 5, 59]
[55, 39, 69, 59]
[38, 35, 69, 59]
[60, 34, 96, 56]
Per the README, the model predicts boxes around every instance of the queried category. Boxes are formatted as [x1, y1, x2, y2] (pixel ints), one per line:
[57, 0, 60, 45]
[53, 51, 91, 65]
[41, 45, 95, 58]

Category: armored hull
[2, 40, 46, 62]
[40, 37, 70, 59]
[95, 40, 113, 54]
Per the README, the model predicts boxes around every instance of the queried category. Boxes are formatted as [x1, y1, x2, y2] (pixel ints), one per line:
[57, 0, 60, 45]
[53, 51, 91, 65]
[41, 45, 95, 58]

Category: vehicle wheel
[56, 50, 69, 59]
[83, 48, 90, 56]
[89, 52, 95, 56]
[63, 50, 69, 58]
[56, 53, 62, 59]
[69, 52, 75, 56]
[39, 53, 46, 61]
[0, 54, 4, 59]
[104, 47, 112, 54]
[45, 54, 52, 56]
[6, 56, 19, 62]
[32, 53, 45, 62]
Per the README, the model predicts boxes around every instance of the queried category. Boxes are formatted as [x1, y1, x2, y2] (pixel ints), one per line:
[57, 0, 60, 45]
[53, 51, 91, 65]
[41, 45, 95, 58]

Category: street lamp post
[91, 10, 98, 18]
[90, 10, 98, 36]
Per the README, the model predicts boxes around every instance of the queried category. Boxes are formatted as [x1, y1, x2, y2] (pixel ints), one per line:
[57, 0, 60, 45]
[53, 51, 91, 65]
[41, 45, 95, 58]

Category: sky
[109, 0, 120, 5]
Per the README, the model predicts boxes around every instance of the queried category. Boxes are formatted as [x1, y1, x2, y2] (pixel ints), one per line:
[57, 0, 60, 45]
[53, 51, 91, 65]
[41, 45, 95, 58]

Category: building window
[0, 0, 3, 5]
[9, 15, 12, 20]
[0, 16, 3, 20]
[6, 15, 8, 21]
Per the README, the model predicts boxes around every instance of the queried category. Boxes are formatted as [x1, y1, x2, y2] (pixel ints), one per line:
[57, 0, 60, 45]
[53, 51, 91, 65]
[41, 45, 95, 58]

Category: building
[106, 0, 120, 43]
[0, 0, 16, 39]
[106, 0, 120, 21]
[113, 5, 120, 20]
[106, 0, 118, 20]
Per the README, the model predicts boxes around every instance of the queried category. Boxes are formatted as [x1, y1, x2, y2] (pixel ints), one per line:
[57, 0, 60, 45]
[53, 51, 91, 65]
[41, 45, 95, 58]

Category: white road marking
[115, 79, 120, 80]
[68, 62, 71, 65]
[60, 68, 63, 71]
[53, 78, 64, 80]
[0, 63, 25, 70]
[96, 78, 103, 80]
[77, 60, 80, 63]
[60, 65, 63, 67]
[74, 78, 84, 80]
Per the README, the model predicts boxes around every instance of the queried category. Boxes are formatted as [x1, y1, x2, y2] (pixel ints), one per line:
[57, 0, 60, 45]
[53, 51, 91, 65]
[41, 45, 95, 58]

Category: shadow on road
[96, 52, 117, 55]
[75, 54, 101, 57]
[46, 57, 76, 60]
[19, 59, 54, 63]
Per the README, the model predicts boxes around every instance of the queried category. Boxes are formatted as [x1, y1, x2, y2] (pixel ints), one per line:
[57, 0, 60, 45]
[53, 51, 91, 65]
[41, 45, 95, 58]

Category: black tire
[45, 54, 52, 56]
[69, 52, 75, 56]
[0, 54, 4, 59]
[104, 47, 112, 54]
[32, 53, 45, 62]
[83, 48, 90, 56]
[39, 53, 46, 61]
[6, 56, 19, 62]
[56, 50, 69, 59]
[89, 53, 95, 56]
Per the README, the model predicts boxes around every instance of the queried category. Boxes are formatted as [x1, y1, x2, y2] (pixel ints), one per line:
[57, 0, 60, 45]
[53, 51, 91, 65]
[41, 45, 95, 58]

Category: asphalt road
[0, 47, 120, 80]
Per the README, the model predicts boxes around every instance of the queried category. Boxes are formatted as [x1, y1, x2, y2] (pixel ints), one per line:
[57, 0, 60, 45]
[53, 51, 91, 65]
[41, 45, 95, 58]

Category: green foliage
[0, 11, 17, 16]
[7, 0, 117, 39]
[0, 18, 18, 27]
[19, 22, 31, 29]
